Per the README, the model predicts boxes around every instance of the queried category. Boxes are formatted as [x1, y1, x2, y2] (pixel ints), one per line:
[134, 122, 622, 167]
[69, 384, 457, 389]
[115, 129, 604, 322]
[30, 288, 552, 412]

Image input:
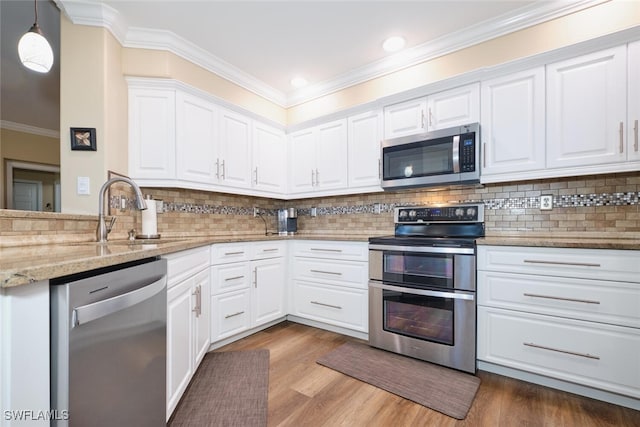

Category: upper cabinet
[546, 46, 627, 169]
[289, 119, 348, 195]
[129, 87, 176, 180]
[383, 83, 480, 139]
[347, 110, 383, 189]
[480, 67, 546, 178]
[627, 40, 640, 162]
[128, 79, 286, 197]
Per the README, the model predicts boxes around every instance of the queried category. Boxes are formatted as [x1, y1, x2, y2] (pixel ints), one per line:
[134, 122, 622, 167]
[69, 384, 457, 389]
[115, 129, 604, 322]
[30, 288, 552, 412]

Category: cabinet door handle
[523, 259, 600, 268]
[224, 275, 245, 281]
[192, 285, 201, 316]
[378, 158, 382, 179]
[483, 142, 487, 168]
[253, 167, 258, 185]
[253, 267, 258, 288]
[634, 119, 638, 152]
[421, 109, 425, 128]
[215, 158, 220, 179]
[221, 159, 226, 179]
[311, 169, 315, 186]
[523, 293, 600, 305]
[310, 269, 342, 276]
[523, 342, 600, 360]
[619, 121, 624, 153]
[225, 311, 245, 319]
[315, 169, 319, 186]
[311, 301, 342, 310]
[428, 107, 433, 128]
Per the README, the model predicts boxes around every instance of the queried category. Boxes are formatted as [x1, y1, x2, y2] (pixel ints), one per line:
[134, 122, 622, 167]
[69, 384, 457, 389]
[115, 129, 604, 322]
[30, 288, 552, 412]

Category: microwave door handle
[452, 135, 460, 173]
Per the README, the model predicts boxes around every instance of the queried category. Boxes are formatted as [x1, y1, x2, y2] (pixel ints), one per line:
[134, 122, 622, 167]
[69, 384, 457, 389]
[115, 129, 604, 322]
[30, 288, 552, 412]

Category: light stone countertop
[478, 235, 640, 250]
[0, 233, 373, 288]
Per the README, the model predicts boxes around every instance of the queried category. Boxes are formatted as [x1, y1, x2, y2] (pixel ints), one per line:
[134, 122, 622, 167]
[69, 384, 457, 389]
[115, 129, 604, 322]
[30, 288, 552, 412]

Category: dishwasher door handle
[72, 275, 167, 328]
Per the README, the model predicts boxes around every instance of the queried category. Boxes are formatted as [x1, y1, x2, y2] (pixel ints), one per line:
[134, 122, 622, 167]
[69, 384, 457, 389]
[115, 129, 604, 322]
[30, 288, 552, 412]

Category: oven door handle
[368, 244, 475, 255]
[369, 281, 475, 301]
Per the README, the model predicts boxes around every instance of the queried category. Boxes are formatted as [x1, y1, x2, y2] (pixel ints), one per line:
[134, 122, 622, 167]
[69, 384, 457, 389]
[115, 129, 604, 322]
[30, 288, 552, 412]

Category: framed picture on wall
[70, 127, 96, 151]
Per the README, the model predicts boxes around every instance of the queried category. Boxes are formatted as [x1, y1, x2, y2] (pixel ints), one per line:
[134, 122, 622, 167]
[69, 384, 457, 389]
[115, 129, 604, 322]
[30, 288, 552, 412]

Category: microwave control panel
[460, 133, 476, 172]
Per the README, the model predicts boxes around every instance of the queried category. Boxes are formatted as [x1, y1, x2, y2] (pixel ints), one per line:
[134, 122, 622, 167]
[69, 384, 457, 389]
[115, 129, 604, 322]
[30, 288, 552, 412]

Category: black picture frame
[70, 127, 96, 151]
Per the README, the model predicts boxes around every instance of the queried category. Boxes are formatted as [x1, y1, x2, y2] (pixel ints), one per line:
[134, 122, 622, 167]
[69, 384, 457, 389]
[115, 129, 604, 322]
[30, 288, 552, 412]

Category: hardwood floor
[215, 321, 640, 427]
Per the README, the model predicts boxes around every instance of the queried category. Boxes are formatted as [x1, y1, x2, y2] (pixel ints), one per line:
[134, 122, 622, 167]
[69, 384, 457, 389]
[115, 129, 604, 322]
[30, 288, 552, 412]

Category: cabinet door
[167, 278, 193, 418]
[219, 108, 252, 188]
[481, 68, 545, 177]
[348, 110, 383, 189]
[192, 269, 210, 367]
[628, 40, 640, 161]
[252, 257, 286, 326]
[211, 289, 251, 341]
[128, 88, 176, 180]
[383, 97, 427, 139]
[546, 46, 627, 168]
[316, 119, 348, 190]
[426, 83, 480, 130]
[252, 122, 286, 193]
[176, 92, 218, 183]
[289, 127, 316, 193]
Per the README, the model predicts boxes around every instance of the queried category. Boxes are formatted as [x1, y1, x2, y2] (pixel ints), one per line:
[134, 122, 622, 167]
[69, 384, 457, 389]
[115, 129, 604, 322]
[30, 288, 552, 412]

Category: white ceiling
[58, 0, 604, 107]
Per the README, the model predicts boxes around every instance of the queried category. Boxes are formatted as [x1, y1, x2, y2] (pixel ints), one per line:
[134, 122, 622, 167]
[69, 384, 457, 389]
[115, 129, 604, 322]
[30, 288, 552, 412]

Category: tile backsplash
[2, 171, 640, 246]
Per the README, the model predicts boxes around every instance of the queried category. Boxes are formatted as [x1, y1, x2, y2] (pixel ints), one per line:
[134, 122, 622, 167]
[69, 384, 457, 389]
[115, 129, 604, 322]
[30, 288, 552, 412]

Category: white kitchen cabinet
[176, 91, 218, 184]
[210, 241, 286, 343]
[628, 40, 640, 161]
[0, 281, 50, 427]
[546, 46, 627, 169]
[480, 67, 546, 179]
[290, 240, 368, 335]
[348, 109, 383, 189]
[252, 121, 287, 194]
[477, 245, 640, 401]
[164, 247, 210, 420]
[383, 83, 480, 139]
[218, 108, 252, 189]
[289, 119, 348, 195]
[128, 87, 176, 180]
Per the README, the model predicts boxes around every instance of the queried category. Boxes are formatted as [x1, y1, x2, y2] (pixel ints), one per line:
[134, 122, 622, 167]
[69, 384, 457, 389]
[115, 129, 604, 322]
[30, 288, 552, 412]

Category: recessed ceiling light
[383, 36, 406, 53]
[290, 77, 308, 88]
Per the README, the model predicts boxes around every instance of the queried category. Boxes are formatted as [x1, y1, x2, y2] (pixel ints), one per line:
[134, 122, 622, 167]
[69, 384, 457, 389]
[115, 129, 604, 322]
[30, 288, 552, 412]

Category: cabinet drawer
[164, 246, 210, 288]
[478, 271, 640, 328]
[211, 290, 250, 341]
[292, 240, 368, 261]
[251, 240, 286, 259]
[293, 258, 367, 289]
[292, 280, 367, 332]
[478, 307, 640, 398]
[478, 246, 640, 282]
[210, 262, 251, 294]
[211, 243, 250, 264]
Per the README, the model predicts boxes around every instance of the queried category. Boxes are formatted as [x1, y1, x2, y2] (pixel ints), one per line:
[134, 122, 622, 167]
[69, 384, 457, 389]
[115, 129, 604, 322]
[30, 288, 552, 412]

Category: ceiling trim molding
[1, 121, 60, 139]
[58, 0, 608, 108]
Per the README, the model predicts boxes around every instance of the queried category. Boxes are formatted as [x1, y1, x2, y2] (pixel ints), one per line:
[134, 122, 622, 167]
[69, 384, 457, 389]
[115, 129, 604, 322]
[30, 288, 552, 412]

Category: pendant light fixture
[18, 0, 54, 73]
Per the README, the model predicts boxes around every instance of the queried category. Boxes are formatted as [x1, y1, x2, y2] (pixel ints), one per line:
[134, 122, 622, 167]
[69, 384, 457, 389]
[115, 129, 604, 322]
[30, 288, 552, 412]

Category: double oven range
[368, 204, 484, 374]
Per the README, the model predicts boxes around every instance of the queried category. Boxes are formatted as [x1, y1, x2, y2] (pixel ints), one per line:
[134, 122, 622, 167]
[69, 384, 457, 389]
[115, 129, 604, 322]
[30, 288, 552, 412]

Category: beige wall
[287, 0, 640, 124]
[0, 128, 60, 209]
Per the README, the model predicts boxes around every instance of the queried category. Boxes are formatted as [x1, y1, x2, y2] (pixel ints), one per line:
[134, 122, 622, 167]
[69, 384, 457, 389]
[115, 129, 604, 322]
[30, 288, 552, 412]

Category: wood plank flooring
[214, 321, 640, 427]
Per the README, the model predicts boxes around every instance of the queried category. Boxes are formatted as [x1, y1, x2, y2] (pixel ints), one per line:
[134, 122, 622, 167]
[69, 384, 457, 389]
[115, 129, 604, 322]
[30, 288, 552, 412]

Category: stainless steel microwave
[381, 123, 480, 190]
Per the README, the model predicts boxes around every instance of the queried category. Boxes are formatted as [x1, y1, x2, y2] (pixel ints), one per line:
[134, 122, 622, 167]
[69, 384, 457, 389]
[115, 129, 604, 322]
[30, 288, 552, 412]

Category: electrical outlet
[310, 207, 317, 217]
[373, 203, 381, 214]
[253, 207, 260, 217]
[540, 195, 553, 211]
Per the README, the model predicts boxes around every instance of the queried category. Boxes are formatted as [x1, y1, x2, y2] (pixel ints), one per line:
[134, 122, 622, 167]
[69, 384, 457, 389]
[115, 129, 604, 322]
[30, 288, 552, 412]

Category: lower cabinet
[165, 247, 211, 420]
[210, 242, 286, 343]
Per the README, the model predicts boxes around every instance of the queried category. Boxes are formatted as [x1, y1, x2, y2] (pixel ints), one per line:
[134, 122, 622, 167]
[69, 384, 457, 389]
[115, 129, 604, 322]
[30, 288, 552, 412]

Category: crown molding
[57, 0, 608, 108]
[0, 121, 60, 139]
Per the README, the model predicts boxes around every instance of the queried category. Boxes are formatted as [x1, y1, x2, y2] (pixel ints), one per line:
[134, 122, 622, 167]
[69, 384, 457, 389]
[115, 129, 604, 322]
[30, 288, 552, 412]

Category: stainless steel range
[368, 203, 484, 374]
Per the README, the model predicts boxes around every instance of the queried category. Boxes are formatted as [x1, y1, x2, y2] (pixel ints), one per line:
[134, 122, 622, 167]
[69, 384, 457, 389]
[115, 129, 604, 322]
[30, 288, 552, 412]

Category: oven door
[368, 281, 476, 373]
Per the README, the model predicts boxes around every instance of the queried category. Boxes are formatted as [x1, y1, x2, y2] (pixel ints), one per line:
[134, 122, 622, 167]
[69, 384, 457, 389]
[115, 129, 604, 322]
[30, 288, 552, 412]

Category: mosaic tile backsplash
[2, 171, 640, 245]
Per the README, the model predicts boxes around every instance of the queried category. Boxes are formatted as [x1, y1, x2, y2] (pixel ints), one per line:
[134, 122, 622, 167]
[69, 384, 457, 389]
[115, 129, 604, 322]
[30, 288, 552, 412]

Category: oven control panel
[394, 204, 484, 223]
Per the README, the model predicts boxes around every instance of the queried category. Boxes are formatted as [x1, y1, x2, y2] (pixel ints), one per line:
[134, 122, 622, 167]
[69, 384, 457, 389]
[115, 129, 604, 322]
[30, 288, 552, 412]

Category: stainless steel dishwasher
[50, 257, 167, 427]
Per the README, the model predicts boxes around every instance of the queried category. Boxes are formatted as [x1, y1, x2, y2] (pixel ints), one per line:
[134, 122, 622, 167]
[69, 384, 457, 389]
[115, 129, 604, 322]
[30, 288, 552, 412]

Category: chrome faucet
[96, 177, 147, 242]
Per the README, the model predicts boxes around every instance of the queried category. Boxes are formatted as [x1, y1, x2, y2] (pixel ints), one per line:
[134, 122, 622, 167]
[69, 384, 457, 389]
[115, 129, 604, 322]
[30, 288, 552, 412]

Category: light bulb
[18, 24, 54, 73]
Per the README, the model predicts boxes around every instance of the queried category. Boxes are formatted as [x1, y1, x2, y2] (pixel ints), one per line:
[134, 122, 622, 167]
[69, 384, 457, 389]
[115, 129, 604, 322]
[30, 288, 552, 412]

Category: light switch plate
[76, 176, 90, 195]
[540, 195, 553, 210]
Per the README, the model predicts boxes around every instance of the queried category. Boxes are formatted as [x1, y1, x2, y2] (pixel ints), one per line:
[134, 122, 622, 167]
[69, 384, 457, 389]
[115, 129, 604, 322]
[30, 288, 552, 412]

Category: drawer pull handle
[523, 259, 600, 268]
[224, 251, 245, 256]
[523, 293, 601, 305]
[310, 269, 342, 276]
[262, 248, 278, 252]
[224, 275, 245, 281]
[310, 248, 343, 253]
[311, 301, 342, 310]
[523, 342, 600, 360]
[225, 311, 245, 319]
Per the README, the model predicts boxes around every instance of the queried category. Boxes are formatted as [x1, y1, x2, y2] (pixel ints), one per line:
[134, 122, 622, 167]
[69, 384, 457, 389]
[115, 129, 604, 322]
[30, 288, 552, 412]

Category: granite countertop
[0, 233, 372, 288]
[478, 235, 640, 250]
